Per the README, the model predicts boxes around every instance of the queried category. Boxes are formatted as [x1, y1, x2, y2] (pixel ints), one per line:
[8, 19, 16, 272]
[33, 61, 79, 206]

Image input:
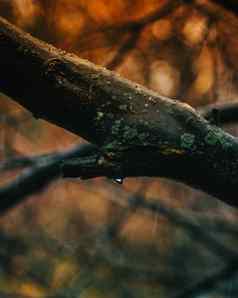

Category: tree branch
[175, 261, 238, 298]
[212, 0, 238, 15]
[1, 17, 238, 206]
[98, 188, 238, 296]
[199, 101, 238, 125]
[0, 143, 101, 213]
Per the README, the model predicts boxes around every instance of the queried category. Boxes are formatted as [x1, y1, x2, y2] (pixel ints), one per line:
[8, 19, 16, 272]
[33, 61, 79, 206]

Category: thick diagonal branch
[1, 17, 238, 206]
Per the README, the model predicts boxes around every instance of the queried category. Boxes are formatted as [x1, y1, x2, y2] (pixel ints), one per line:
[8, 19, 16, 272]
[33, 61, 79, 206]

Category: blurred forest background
[1, 0, 238, 297]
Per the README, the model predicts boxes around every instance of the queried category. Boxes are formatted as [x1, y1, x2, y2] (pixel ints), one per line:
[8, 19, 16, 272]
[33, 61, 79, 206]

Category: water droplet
[113, 177, 123, 184]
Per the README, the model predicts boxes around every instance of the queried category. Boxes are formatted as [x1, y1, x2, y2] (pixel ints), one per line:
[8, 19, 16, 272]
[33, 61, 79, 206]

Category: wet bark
[0, 17, 238, 207]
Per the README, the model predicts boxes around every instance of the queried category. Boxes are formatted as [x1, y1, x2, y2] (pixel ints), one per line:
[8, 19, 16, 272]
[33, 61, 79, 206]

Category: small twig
[174, 261, 238, 298]
[124, 195, 238, 259]
[0, 143, 100, 214]
[0, 155, 38, 171]
[114, 191, 238, 297]
[199, 101, 238, 125]
[106, 31, 141, 70]
[211, 0, 238, 15]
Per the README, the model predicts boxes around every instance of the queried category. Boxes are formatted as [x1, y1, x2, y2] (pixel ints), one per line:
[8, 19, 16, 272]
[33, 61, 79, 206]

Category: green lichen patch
[205, 130, 219, 146]
[123, 127, 138, 140]
[138, 132, 149, 142]
[111, 119, 123, 135]
[180, 133, 195, 150]
[205, 128, 232, 149]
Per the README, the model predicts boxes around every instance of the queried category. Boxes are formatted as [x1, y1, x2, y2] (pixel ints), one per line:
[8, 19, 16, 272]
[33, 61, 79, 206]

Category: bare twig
[108, 189, 238, 297]
[0, 143, 100, 213]
[199, 101, 238, 125]
[174, 261, 238, 298]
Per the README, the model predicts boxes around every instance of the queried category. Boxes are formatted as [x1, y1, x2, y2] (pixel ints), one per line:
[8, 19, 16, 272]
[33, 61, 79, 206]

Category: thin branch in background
[211, 0, 238, 15]
[105, 183, 238, 260]
[78, 0, 181, 47]
[0, 155, 35, 171]
[148, 200, 238, 298]
[97, 183, 149, 245]
[0, 143, 100, 214]
[93, 187, 238, 296]
[174, 261, 238, 298]
[181, 211, 238, 237]
[120, 192, 238, 298]
[106, 30, 141, 70]
[199, 101, 238, 125]
[122, 195, 238, 259]
[98, 0, 182, 70]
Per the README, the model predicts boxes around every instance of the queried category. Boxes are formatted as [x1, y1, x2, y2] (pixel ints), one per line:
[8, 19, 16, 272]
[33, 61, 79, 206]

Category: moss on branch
[1, 17, 238, 207]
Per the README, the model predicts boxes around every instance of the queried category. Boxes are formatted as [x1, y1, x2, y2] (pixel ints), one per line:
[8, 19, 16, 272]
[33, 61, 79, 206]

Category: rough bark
[0, 17, 238, 207]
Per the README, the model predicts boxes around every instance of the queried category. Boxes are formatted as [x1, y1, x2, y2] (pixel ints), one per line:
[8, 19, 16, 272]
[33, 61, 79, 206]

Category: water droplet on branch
[113, 177, 123, 184]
